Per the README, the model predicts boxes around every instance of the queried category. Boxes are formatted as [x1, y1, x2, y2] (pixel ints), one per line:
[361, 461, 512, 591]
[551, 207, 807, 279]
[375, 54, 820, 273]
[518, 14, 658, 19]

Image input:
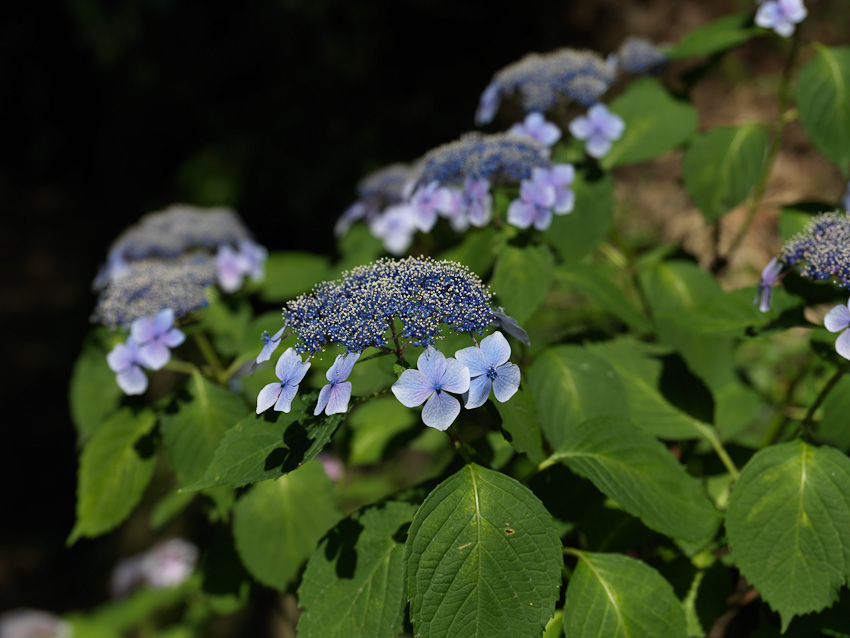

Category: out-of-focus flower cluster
[93, 204, 266, 327]
[780, 211, 850, 289]
[110, 539, 199, 599]
[254, 258, 522, 430]
[0, 610, 71, 638]
[754, 0, 807, 37]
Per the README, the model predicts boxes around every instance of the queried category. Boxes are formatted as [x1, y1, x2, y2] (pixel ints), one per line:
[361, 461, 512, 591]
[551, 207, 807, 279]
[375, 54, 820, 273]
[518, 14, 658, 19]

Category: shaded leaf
[69, 327, 123, 442]
[726, 440, 850, 631]
[260, 251, 334, 303]
[493, 387, 546, 464]
[490, 244, 555, 324]
[668, 13, 757, 59]
[405, 464, 562, 638]
[555, 264, 650, 332]
[438, 225, 502, 278]
[546, 172, 614, 264]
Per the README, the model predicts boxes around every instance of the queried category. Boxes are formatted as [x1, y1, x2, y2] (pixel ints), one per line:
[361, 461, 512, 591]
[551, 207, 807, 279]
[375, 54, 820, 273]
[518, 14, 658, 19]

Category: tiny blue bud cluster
[476, 48, 616, 124]
[780, 211, 850, 288]
[612, 37, 669, 75]
[283, 257, 497, 354]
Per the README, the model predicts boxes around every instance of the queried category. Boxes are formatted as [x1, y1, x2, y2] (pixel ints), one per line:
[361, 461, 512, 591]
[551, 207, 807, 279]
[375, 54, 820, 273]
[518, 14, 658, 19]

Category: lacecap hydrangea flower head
[256, 257, 524, 430]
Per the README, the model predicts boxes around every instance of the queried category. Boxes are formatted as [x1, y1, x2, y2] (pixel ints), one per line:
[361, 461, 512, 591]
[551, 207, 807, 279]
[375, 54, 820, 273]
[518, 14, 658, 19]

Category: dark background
[2, 0, 845, 623]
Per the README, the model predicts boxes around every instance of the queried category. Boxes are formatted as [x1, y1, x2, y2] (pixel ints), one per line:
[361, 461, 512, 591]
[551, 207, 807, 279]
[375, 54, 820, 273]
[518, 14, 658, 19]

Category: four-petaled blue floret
[314, 352, 360, 416]
[569, 104, 626, 159]
[754, 257, 783, 313]
[130, 308, 186, 370]
[107, 337, 149, 395]
[454, 331, 521, 409]
[825, 299, 850, 360]
[256, 347, 312, 414]
[755, 0, 807, 37]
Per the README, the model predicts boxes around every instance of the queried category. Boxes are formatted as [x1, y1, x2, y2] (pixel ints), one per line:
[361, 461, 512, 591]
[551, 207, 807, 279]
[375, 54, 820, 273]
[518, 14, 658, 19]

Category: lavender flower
[755, 0, 807, 37]
[475, 48, 616, 124]
[369, 204, 419, 255]
[612, 37, 669, 75]
[130, 308, 185, 370]
[256, 347, 311, 413]
[454, 331, 520, 409]
[460, 178, 493, 227]
[509, 112, 562, 147]
[216, 239, 267, 293]
[507, 165, 575, 230]
[391, 346, 470, 431]
[0, 610, 71, 638]
[256, 327, 286, 364]
[825, 299, 850, 360]
[569, 104, 626, 158]
[107, 338, 148, 395]
[314, 352, 360, 415]
[754, 257, 783, 313]
[780, 211, 850, 289]
[336, 162, 422, 237]
[284, 257, 496, 354]
[409, 181, 457, 232]
[111, 539, 199, 599]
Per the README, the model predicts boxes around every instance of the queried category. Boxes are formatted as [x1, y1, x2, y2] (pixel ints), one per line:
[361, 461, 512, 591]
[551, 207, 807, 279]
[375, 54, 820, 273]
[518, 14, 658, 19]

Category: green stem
[221, 354, 252, 383]
[357, 349, 394, 363]
[193, 333, 224, 376]
[693, 422, 739, 481]
[606, 229, 654, 325]
[797, 359, 850, 439]
[715, 30, 801, 273]
[761, 353, 816, 447]
[164, 359, 198, 375]
[447, 429, 476, 465]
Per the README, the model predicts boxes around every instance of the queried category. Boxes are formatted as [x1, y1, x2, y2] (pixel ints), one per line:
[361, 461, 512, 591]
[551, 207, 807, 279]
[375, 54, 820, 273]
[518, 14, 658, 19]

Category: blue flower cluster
[475, 48, 616, 125]
[93, 205, 266, 326]
[283, 257, 496, 354]
[610, 37, 669, 75]
[780, 211, 850, 288]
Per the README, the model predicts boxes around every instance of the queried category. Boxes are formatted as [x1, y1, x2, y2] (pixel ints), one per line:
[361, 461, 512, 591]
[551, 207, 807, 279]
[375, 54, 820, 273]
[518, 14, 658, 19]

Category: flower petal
[327, 352, 359, 382]
[256, 383, 283, 414]
[480, 331, 511, 367]
[455, 344, 489, 377]
[162, 328, 185, 348]
[440, 357, 470, 394]
[824, 303, 850, 333]
[392, 369, 434, 407]
[553, 187, 575, 214]
[421, 390, 461, 431]
[274, 383, 299, 412]
[275, 348, 310, 383]
[586, 135, 613, 159]
[326, 382, 353, 415]
[492, 362, 521, 403]
[507, 199, 535, 228]
[107, 342, 134, 372]
[131, 316, 157, 344]
[313, 384, 332, 416]
[533, 207, 553, 231]
[153, 308, 175, 335]
[568, 115, 593, 139]
[417, 346, 448, 386]
[464, 375, 492, 409]
[117, 366, 148, 395]
[138, 341, 171, 370]
[836, 329, 850, 361]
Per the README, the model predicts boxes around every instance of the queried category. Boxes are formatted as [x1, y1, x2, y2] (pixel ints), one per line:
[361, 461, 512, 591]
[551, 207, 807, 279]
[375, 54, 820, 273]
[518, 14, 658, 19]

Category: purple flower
[509, 112, 562, 147]
[475, 82, 502, 125]
[409, 181, 456, 232]
[256, 327, 286, 364]
[0, 610, 71, 638]
[369, 204, 418, 255]
[454, 331, 520, 409]
[216, 239, 267, 293]
[569, 104, 626, 158]
[461, 178, 493, 227]
[257, 347, 311, 413]
[130, 308, 186, 370]
[141, 538, 199, 588]
[754, 257, 783, 313]
[755, 0, 807, 37]
[507, 164, 575, 231]
[318, 451, 344, 482]
[825, 299, 850, 360]
[391, 346, 471, 431]
[107, 338, 148, 395]
[314, 352, 360, 415]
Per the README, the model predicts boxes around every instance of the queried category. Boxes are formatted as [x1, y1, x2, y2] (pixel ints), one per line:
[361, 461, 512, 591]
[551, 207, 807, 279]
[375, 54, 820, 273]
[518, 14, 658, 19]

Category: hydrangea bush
[57, 3, 850, 637]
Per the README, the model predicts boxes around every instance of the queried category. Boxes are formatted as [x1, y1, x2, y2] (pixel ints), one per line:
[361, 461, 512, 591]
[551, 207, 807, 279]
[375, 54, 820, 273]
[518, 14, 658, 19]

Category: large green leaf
[818, 374, 850, 453]
[563, 551, 687, 638]
[405, 464, 562, 638]
[161, 370, 247, 486]
[546, 172, 614, 264]
[260, 251, 334, 303]
[298, 501, 417, 638]
[587, 339, 708, 440]
[489, 244, 555, 323]
[347, 395, 416, 465]
[683, 124, 768, 223]
[551, 416, 721, 542]
[232, 462, 341, 591]
[493, 387, 546, 464]
[555, 264, 650, 333]
[68, 328, 123, 442]
[185, 390, 345, 491]
[601, 79, 698, 169]
[69, 408, 157, 543]
[726, 440, 850, 631]
[528, 346, 629, 450]
[438, 225, 502, 278]
[796, 46, 850, 176]
[667, 13, 758, 59]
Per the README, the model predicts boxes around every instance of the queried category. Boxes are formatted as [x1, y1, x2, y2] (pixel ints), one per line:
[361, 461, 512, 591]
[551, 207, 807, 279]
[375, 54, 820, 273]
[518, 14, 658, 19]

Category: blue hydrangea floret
[454, 331, 520, 409]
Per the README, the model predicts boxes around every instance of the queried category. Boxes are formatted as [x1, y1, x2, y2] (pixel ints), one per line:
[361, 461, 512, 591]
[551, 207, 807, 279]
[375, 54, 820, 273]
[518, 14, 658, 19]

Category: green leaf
[438, 226, 502, 278]
[683, 124, 768, 223]
[69, 408, 157, 543]
[587, 339, 709, 440]
[818, 374, 850, 453]
[405, 464, 562, 638]
[161, 371, 247, 486]
[493, 387, 546, 464]
[726, 440, 850, 630]
[348, 396, 416, 465]
[260, 251, 334, 303]
[336, 223, 384, 271]
[668, 13, 758, 59]
[489, 244, 555, 323]
[69, 328, 123, 442]
[546, 172, 614, 264]
[551, 416, 721, 542]
[233, 462, 341, 591]
[601, 79, 698, 169]
[796, 46, 850, 176]
[563, 551, 687, 638]
[185, 390, 345, 491]
[640, 260, 721, 316]
[555, 264, 650, 332]
[197, 291, 252, 357]
[528, 346, 629, 450]
[298, 501, 417, 638]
